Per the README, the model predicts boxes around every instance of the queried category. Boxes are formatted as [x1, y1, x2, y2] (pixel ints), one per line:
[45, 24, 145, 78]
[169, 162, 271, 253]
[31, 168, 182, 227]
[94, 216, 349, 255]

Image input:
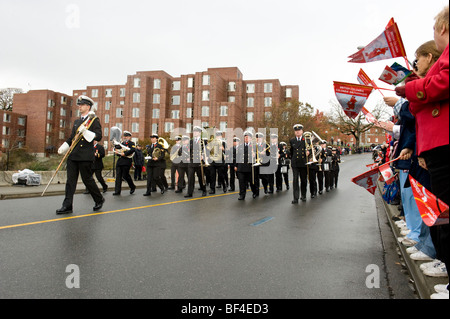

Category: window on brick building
[116, 108, 123, 118]
[264, 97, 272, 107]
[264, 83, 273, 93]
[220, 122, 227, 132]
[153, 94, 160, 104]
[247, 97, 254, 107]
[247, 112, 254, 122]
[134, 78, 141, 88]
[105, 89, 113, 97]
[120, 88, 126, 97]
[172, 110, 180, 119]
[172, 81, 181, 90]
[61, 96, 67, 104]
[202, 106, 209, 116]
[228, 96, 235, 103]
[2, 126, 10, 135]
[18, 117, 26, 126]
[228, 82, 236, 92]
[104, 114, 109, 123]
[154, 79, 161, 89]
[105, 101, 111, 110]
[48, 99, 55, 108]
[286, 88, 292, 98]
[246, 84, 255, 93]
[187, 78, 194, 88]
[132, 123, 139, 133]
[186, 123, 192, 134]
[3, 113, 11, 122]
[60, 107, 67, 116]
[152, 123, 158, 134]
[202, 90, 209, 101]
[165, 122, 174, 133]
[187, 92, 194, 103]
[152, 109, 160, 119]
[132, 108, 140, 118]
[220, 105, 228, 116]
[202, 75, 210, 85]
[91, 89, 98, 98]
[186, 108, 193, 118]
[172, 95, 180, 105]
[104, 127, 109, 137]
[47, 111, 53, 120]
[133, 93, 140, 103]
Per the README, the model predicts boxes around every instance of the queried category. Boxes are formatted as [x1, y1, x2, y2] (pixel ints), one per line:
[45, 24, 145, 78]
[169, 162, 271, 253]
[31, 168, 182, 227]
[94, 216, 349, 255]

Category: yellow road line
[0, 191, 238, 231]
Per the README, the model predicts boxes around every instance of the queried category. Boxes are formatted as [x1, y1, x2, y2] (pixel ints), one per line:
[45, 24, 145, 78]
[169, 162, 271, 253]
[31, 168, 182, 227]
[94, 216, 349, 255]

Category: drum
[323, 162, 330, 171]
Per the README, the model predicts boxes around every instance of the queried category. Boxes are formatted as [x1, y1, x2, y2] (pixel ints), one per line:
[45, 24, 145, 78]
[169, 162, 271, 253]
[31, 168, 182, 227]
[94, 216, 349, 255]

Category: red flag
[409, 175, 449, 226]
[351, 166, 379, 195]
[379, 65, 398, 85]
[357, 69, 374, 87]
[378, 162, 397, 184]
[333, 81, 373, 119]
[361, 106, 378, 124]
[348, 21, 407, 63]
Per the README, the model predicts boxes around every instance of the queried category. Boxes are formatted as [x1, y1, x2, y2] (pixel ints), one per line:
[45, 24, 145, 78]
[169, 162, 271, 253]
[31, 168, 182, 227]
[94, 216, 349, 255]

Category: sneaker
[420, 259, 441, 271]
[395, 220, 406, 228]
[410, 251, 434, 261]
[406, 246, 419, 254]
[400, 229, 411, 236]
[434, 284, 449, 294]
[423, 262, 448, 277]
[401, 238, 418, 247]
[430, 291, 449, 299]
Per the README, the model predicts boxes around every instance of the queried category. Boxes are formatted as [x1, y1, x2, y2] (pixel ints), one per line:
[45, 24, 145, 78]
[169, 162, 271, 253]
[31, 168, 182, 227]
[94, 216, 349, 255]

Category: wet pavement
[0, 153, 445, 299]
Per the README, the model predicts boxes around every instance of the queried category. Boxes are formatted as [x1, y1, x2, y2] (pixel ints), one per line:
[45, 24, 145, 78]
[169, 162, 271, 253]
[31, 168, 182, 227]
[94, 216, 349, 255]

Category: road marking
[0, 191, 238, 231]
[250, 216, 274, 226]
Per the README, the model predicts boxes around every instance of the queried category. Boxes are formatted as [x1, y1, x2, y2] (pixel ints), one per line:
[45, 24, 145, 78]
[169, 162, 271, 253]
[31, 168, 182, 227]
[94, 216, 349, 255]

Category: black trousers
[63, 159, 103, 208]
[115, 164, 135, 194]
[422, 145, 450, 272]
[93, 169, 108, 190]
[237, 171, 259, 197]
[187, 165, 206, 195]
[308, 167, 317, 195]
[177, 165, 188, 190]
[146, 165, 165, 193]
[275, 165, 289, 190]
[228, 165, 237, 190]
[134, 165, 143, 180]
[292, 166, 307, 200]
[261, 173, 274, 192]
[209, 164, 226, 191]
[317, 169, 324, 192]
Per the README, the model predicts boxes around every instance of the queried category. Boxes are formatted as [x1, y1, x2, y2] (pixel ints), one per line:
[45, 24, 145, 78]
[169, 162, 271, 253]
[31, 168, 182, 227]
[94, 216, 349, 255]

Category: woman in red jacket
[396, 5, 449, 293]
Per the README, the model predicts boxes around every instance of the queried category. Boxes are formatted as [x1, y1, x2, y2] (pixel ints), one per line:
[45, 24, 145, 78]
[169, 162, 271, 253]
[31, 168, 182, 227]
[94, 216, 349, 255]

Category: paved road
[0, 153, 412, 299]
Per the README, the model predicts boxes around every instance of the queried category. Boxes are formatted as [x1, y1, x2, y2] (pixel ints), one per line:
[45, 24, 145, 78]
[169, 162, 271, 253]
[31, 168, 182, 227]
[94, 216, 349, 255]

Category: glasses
[413, 59, 418, 71]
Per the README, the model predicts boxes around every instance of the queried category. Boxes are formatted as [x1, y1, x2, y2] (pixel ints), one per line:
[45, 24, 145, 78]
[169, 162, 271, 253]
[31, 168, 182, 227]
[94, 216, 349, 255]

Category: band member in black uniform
[207, 130, 227, 194]
[260, 133, 278, 194]
[185, 126, 207, 198]
[175, 135, 190, 193]
[93, 140, 108, 193]
[227, 137, 239, 192]
[331, 147, 341, 188]
[113, 131, 136, 195]
[143, 134, 166, 196]
[316, 140, 327, 195]
[289, 124, 309, 203]
[133, 144, 145, 181]
[307, 142, 320, 198]
[236, 131, 259, 200]
[276, 142, 290, 191]
[169, 136, 184, 190]
[56, 95, 104, 214]
[322, 144, 333, 192]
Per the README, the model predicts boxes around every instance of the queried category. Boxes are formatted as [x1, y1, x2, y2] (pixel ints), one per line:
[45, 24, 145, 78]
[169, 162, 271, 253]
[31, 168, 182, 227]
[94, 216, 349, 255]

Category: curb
[377, 181, 448, 299]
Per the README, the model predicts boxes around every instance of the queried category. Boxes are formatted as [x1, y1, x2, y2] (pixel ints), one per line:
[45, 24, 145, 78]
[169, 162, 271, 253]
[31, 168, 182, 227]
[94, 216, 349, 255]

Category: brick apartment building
[72, 67, 299, 148]
[11, 67, 299, 155]
[13, 90, 74, 156]
[0, 109, 27, 154]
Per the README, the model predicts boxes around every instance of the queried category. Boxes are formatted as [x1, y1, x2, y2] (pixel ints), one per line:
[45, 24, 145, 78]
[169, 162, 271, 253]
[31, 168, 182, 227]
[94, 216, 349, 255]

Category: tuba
[110, 126, 135, 158]
[152, 137, 169, 158]
[208, 137, 224, 163]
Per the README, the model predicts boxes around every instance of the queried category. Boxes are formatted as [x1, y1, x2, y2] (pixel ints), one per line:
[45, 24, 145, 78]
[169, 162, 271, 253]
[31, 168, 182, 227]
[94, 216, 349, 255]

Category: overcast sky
[0, 0, 447, 114]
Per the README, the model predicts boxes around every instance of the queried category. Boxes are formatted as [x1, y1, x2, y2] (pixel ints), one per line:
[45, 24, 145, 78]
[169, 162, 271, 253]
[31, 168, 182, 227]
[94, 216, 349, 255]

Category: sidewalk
[377, 181, 448, 299]
[0, 179, 148, 200]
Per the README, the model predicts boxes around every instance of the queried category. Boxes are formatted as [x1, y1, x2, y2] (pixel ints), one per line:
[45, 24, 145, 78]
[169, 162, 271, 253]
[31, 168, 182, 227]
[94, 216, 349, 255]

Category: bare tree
[0, 88, 24, 111]
[327, 98, 392, 149]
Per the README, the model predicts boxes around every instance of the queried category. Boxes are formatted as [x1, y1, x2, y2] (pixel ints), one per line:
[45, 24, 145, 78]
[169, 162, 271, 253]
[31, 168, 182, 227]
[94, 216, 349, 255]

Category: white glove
[58, 142, 70, 155]
[144, 156, 152, 160]
[78, 124, 87, 134]
[83, 129, 96, 142]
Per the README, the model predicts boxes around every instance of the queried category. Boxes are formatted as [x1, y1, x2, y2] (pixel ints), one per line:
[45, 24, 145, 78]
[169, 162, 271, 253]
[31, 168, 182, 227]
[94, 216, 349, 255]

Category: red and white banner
[348, 20, 406, 63]
[357, 69, 374, 87]
[379, 65, 398, 85]
[333, 81, 374, 119]
[351, 166, 379, 195]
[409, 175, 449, 226]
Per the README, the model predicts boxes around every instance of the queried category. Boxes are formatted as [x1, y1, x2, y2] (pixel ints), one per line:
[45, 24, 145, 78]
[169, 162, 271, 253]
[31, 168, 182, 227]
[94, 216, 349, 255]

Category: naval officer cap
[215, 130, 223, 136]
[293, 124, 303, 131]
[123, 131, 132, 137]
[181, 135, 190, 140]
[193, 126, 203, 132]
[150, 133, 159, 138]
[76, 95, 94, 107]
[243, 131, 253, 138]
[255, 132, 264, 138]
[270, 133, 278, 139]
[174, 135, 182, 141]
[233, 137, 240, 142]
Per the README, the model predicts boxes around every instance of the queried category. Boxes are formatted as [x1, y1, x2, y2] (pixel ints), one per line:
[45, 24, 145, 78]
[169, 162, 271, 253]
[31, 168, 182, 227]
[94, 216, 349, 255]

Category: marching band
[56, 97, 342, 213]
[109, 123, 341, 202]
